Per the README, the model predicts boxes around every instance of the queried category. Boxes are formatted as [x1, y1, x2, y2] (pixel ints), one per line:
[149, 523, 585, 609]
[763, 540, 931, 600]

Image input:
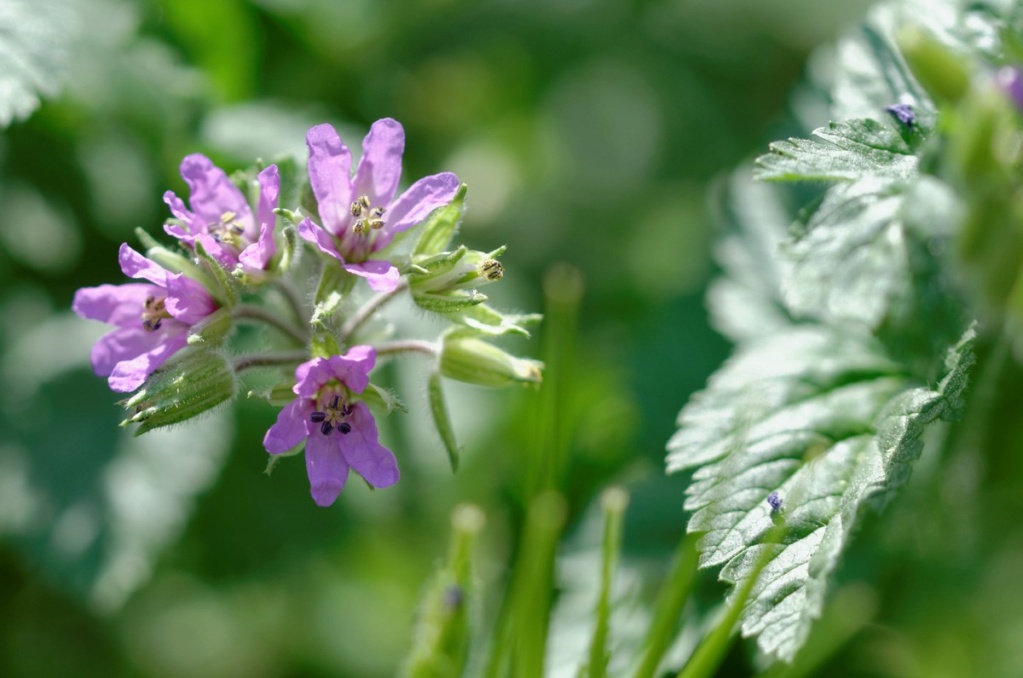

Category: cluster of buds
[74, 119, 542, 506]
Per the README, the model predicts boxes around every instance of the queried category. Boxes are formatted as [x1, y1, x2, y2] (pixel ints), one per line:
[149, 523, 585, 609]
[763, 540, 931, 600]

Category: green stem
[233, 350, 308, 373]
[272, 277, 308, 325]
[234, 304, 308, 345]
[375, 339, 438, 358]
[587, 487, 629, 678]
[632, 535, 701, 678]
[677, 525, 784, 678]
[341, 279, 409, 341]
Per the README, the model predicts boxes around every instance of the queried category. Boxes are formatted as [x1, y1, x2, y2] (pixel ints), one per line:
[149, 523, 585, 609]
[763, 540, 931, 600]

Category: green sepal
[194, 240, 239, 308]
[248, 381, 297, 407]
[458, 305, 542, 338]
[412, 183, 468, 257]
[121, 350, 237, 435]
[361, 382, 407, 415]
[279, 223, 298, 274]
[310, 328, 341, 359]
[427, 371, 461, 472]
[186, 307, 235, 346]
[311, 262, 355, 326]
[439, 333, 543, 388]
[408, 246, 469, 285]
[264, 442, 304, 476]
[413, 290, 488, 314]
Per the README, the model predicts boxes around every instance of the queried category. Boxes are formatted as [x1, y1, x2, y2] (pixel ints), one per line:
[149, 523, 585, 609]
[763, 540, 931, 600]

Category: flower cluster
[75, 119, 541, 506]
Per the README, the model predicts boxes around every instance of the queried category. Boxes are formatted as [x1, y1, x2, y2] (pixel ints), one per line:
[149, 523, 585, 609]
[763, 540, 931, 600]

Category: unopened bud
[439, 335, 543, 388]
[897, 24, 969, 104]
[122, 350, 236, 434]
[187, 307, 234, 345]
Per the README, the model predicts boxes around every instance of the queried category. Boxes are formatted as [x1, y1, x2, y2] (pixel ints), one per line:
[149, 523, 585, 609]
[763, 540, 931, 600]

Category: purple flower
[263, 346, 399, 506]
[884, 103, 916, 129]
[998, 66, 1023, 112]
[163, 154, 280, 277]
[297, 119, 460, 292]
[73, 244, 218, 392]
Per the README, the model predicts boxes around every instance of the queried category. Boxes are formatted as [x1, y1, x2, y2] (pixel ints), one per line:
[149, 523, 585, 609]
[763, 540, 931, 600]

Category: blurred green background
[0, 0, 877, 675]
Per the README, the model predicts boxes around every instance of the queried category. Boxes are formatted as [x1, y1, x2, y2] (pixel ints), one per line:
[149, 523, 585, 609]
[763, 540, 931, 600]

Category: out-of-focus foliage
[25, 0, 1015, 676]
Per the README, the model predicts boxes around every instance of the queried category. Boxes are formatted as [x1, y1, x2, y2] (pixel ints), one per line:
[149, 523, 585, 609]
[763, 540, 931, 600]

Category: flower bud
[186, 307, 235, 346]
[897, 24, 969, 104]
[122, 350, 236, 434]
[439, 335, 543, 388]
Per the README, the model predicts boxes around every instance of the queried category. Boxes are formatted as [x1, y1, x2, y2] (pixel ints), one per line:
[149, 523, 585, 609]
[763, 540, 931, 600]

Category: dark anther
[329, 395, 340, 409]
[341, 404, 353, 416]
[320, 421, 334, 436]
[767, 491, 783, 513]
[311, 411, 326, 423]
[339, 422, 352, 434]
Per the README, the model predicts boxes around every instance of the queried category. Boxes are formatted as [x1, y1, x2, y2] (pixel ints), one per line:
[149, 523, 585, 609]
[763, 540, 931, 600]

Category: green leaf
[0, 0, 71, 126]
[754, 119, 917, 184]
[666, 325, 975, 663]
[706, 168, 794, 342]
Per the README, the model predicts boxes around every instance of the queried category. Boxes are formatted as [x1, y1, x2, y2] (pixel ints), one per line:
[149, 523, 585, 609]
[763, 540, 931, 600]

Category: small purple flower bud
[767, 491, 783, 513]
[443, 585, 464, 611]
[998, 66, 1023, 111]
[885, 103, 916, 129]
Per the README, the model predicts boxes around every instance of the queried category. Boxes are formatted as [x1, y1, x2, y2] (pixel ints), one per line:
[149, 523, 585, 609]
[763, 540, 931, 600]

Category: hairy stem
[375, 339, 438, 358]
[272, 277, 308, 325]
[233, 350, 309, 373]
[234, 304, 308, 345]
[341, 279, 409, 340]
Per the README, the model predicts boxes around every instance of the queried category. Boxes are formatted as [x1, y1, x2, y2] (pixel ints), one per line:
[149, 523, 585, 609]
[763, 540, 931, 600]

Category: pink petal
[294, 357, 336, 397]
[194, 233, 238, 269]
[164, 272, 216, 324]
[377, 172, 460, 248]
[180, 154, 255, 236]
[239, 165, 280, 272]
[119, 243, 168, 286]
[264, 398, 314, 454]
[341, 403, 399, 488]
[73, 283, 160, 327]
[353, 118, 405, 207]
[305, 431, 350, 506]
[324, 346, 376, 394]
[306, 124, 353, 237]
[163, 191, 200, 243]
[90, 325, 171, 377]
[107, 330, 190, 392]
[297, 217, 344, 262]
[343, 259, 400, 293]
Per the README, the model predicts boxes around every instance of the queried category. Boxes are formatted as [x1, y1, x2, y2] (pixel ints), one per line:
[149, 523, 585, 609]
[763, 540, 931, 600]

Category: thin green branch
[375, 339, 438, 358]
[233, 350, 309, 373]
[234, 304, 308, 345]
[341, 279, 409, 340]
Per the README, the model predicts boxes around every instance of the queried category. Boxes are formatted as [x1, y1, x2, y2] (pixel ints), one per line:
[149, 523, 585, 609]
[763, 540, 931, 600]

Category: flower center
[350, 194, 386, 236]
[141, 295, 172, 332]
[309, 393, 354, 436]
[209, 211, 246, 247]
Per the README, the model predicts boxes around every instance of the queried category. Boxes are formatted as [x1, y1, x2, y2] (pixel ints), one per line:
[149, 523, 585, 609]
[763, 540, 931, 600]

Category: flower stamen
[480, 259, 504, 281]
[350, 194, 386, 235]
[210, 211, 246, 246]
[309, 392, 354, 436]
[141, 296, 172, 332]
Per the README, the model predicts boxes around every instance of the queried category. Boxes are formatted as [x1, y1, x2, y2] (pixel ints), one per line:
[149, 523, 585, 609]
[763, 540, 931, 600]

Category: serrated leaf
[0, 0, 72, 126]
[780, 177, 908, 329]
[706, 169, 794, 342]
[667, 325, 974, 663]
[754, 119, 917, 184]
